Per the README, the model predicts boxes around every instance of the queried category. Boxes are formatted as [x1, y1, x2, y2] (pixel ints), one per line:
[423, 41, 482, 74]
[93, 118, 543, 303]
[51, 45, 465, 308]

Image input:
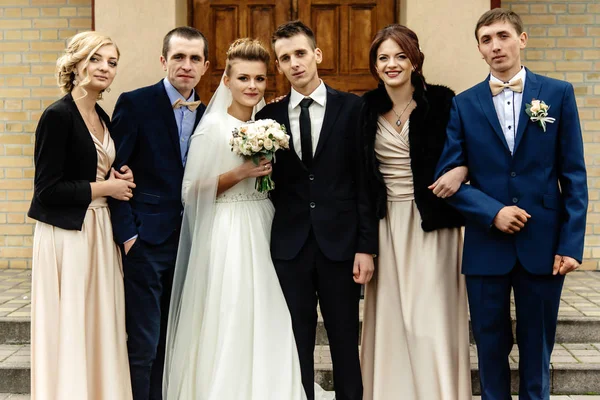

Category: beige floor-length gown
[31, 126, 132, 400]
[361, 117, 471, 400]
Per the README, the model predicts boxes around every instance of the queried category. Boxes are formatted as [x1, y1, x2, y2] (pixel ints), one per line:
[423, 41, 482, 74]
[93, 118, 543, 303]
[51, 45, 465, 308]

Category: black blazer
[256, 85, 378, 262]
[361, 81, 464, 231]
[109, 80, 205, 245]
[28, 93, 112, 230]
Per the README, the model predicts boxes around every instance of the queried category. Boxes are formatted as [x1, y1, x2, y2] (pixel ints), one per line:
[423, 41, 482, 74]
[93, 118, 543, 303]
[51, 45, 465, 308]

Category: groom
[435, 9, 587, 399]
[109, 27, 209, 399]
[256, 21, 378, 400]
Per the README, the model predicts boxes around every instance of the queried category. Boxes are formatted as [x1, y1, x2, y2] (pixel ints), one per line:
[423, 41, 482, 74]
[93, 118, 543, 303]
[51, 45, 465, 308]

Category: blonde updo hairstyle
[225, 38, 270, 77]
[56, 31, 120, 99]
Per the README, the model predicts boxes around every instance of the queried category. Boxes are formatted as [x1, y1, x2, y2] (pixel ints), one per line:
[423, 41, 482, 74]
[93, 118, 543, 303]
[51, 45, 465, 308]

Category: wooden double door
[191, 0, 397, 101]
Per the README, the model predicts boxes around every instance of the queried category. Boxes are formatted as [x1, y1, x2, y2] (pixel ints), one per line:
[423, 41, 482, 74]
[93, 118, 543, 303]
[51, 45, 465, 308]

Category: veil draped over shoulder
[163, 77, 230, 397]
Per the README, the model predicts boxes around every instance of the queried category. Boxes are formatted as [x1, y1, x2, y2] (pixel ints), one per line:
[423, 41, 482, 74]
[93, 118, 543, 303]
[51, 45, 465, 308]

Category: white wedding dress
[163, 85, 333, 398]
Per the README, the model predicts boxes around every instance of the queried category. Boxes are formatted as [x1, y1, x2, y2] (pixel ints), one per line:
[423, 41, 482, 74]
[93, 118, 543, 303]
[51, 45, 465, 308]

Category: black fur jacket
[361, 81, 465, 232]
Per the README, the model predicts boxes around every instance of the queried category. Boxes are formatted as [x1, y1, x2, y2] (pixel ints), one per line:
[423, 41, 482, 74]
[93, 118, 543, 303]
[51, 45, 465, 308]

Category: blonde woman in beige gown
[360, 25, 472, 399]
[28, 32, 134, 400]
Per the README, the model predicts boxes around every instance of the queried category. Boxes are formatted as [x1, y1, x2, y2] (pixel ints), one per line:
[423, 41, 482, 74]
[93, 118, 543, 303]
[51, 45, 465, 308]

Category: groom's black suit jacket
[256, 85, 378, 262]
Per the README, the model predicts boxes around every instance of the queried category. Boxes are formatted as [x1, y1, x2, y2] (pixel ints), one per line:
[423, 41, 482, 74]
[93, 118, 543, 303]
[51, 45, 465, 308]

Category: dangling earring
[73, 73, 79, 86]
[105, 87, 111, 93]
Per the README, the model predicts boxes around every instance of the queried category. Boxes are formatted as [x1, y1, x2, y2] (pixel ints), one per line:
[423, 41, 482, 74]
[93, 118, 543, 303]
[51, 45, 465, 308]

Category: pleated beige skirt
[361, 200, 471, 400]
[31, 127, 131, 400]
[31, 199, 132, 400]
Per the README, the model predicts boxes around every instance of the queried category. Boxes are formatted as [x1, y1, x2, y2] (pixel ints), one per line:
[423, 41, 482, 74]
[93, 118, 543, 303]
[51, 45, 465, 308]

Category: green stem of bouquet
[255, 176, 275, 193]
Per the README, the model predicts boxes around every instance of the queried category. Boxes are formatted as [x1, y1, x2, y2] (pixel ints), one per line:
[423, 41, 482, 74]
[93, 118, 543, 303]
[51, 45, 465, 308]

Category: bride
[163, 38, 331, 400]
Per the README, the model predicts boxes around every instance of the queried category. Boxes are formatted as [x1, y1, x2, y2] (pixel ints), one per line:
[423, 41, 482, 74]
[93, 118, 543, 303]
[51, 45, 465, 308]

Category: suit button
[310, 202, 316, 209]
[512, 197, 518, 204]
[309, 174, 315, 181]
[510, 172, 516, 177]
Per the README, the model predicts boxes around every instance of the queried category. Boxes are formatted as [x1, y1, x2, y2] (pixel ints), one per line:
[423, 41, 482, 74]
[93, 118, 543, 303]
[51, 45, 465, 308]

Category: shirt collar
[490, 66, 526, 87]
[163, 77, 196, 106]
[290, 79, 327, 108]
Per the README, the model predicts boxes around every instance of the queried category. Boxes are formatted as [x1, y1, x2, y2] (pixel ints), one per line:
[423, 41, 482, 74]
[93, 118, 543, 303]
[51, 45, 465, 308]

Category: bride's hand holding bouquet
[230, 118, 290, 192]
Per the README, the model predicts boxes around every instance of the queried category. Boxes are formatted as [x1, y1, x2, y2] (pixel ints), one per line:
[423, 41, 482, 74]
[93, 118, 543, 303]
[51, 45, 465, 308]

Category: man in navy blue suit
[109, 27, 209, 400]
[435, 9, 588, 400]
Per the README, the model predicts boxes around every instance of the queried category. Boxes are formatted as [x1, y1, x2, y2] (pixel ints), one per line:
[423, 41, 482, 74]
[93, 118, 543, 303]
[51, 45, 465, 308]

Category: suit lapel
[476, 80, 511, 154]
[314, 86, 342, 160]
[155, 81, 183, 167]
[513, 69, 541, 154]
[277, 95, 293, 150]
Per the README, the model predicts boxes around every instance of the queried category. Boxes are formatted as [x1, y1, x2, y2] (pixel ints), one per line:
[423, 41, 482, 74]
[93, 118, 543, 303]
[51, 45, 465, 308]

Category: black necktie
[299, 98, 314, 167]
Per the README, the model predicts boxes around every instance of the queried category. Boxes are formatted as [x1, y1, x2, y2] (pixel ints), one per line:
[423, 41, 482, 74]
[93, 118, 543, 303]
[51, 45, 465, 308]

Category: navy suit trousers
[466, 262, 564, 400]
[123, 231, 179, 400]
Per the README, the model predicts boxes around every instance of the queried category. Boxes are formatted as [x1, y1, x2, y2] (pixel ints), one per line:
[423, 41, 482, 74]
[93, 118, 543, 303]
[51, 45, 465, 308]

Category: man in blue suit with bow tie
[109, 27, 209, 400]
[435, 9, 588, 400]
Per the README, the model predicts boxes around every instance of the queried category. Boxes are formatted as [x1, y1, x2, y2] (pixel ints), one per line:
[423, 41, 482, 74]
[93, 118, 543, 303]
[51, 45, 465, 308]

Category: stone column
[95, 0, 188, 115]
[400, 0, 491, 93]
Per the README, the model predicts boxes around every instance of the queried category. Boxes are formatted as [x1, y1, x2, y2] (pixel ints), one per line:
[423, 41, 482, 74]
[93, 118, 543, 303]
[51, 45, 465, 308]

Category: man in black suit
[109, 27, 209, 400]
[256, 21, 378, 400]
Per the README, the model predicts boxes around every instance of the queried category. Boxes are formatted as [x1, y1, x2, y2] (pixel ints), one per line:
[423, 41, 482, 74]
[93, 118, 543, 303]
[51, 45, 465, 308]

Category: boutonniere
[525, 99, 555, 132]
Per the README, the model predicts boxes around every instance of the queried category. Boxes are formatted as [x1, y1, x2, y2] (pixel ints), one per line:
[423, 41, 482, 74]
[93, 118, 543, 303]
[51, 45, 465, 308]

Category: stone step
[315, 271, 600, 345]
[1, 271, 599, 345]
[0, 345, 28, 394]
[0, 321, 28, 345]
[315, 315, 600, 345]
[0, 313, 598, 346]
[314, 344, 600, 395]
[4, 343, 600, 395]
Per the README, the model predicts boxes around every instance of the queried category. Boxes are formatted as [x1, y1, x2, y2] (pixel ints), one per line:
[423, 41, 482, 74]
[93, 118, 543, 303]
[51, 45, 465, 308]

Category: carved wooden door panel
[192, 0, 397, 100]
[297, 0, 396, 95]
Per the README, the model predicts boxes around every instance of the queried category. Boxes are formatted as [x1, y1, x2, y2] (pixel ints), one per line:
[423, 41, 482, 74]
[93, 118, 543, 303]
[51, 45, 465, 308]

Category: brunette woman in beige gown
[28, 32, 134, 400]
[360, 25, 472, 399]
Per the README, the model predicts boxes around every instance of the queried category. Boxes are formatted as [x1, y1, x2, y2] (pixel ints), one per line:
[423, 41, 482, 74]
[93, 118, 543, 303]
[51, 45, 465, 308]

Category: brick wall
[0, 0, 92, 268]
[502, 0, 600, 269]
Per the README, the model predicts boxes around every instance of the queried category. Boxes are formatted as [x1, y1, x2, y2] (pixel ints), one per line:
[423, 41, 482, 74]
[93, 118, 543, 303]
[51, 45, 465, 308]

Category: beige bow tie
[172, 98, 201, 111]
[489, 78, 523, 96]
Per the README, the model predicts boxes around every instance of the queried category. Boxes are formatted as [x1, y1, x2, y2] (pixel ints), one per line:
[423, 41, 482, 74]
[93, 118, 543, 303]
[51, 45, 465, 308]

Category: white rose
[264, 138, 273, 150]
[530, 100, 541, 113]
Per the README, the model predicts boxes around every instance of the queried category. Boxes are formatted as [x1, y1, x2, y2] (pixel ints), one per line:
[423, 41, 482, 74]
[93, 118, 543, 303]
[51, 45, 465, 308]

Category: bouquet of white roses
[230, 118, 290, 193]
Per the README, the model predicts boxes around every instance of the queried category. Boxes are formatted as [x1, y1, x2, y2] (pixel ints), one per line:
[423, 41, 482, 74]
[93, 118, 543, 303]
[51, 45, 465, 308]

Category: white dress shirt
[288, 80, 327, 159]
[490, 67, 526, 155]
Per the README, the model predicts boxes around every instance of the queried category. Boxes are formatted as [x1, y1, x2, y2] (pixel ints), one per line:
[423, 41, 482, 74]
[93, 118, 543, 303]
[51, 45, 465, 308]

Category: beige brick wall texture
[0, 0, 599, 269]
[0, 0, 92, 269]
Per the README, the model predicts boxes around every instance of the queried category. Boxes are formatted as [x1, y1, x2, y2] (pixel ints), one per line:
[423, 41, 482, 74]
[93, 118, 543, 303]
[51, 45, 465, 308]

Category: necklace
[80, 111, 102, 138]
[391, 99, 413, 127]
[82, 113, 98, 134]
